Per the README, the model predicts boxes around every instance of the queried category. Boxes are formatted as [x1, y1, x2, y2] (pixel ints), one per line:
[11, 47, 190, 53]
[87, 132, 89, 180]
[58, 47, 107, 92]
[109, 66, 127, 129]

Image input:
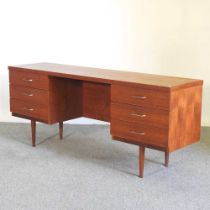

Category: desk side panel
[168, 85, 203, 152]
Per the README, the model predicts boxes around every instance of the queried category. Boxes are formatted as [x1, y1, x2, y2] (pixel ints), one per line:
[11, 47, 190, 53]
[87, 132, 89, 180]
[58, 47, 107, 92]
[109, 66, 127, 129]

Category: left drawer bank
[9, 69, 50, 123]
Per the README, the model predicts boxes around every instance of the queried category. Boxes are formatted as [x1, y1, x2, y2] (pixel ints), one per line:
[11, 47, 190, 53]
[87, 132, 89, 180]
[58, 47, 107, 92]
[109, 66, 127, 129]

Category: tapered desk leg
[165, 150, 169, 167]
[31, 120, 36, 147]
[139, 146, 145, 178]
[59, 122, 63, 140]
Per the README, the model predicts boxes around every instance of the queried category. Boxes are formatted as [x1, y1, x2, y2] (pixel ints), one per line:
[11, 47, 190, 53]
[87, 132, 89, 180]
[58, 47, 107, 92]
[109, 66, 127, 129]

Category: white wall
[0, 0, 209, 125]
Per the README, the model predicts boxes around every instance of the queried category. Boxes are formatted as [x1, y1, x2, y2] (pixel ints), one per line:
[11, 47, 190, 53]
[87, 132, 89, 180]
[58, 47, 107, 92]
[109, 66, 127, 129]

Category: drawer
[111, 85, 169, 110]
[9, 70, 49, 90]
[10, 99, 48, 121]
[111, 103, 169, 128]
[111, 119, 168, 147]
[10, 85, 49, 106]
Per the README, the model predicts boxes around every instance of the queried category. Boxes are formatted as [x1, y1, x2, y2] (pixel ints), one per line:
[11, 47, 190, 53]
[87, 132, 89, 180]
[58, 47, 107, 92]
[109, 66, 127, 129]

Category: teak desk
[8, 63, 203, 178]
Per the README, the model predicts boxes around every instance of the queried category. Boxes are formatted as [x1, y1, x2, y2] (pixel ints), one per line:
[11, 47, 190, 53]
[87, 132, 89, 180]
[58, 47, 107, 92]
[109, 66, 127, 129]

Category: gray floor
[0, 123, 209, 210]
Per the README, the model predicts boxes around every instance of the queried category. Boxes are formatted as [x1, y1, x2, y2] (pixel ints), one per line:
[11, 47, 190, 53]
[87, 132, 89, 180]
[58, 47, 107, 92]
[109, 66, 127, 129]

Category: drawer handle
[130, 113, 146, 118]
[22, 78, 33, 82]
[24, 107, 34, 111]
[23, 92, 34, 97]
[132, 95, 147, 100]
[130, 131, 145, 136]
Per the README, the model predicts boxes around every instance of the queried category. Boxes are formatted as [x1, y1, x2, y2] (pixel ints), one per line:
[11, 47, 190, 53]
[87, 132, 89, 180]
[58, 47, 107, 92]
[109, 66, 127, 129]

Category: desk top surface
[9, 63, 203, 91]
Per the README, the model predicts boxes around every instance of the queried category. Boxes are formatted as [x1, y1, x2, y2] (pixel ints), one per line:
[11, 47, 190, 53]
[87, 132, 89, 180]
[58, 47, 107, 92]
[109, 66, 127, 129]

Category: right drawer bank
[111, 84, 202, 152]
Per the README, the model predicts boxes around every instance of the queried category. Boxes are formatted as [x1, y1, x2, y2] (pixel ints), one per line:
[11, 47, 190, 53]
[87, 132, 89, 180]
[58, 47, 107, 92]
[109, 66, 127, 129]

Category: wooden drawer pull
[131, 95, 147, 100]
[130, 131, 146, 136]
[130, 113, 146, 118]
[23, 107, 34, 111]
[22, 78, 33, 82]
[23, 92, 34, 97]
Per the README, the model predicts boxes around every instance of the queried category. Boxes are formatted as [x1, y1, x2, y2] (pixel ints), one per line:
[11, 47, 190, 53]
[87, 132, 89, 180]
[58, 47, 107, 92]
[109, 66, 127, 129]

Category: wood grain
[8, 63, 203, 178]
[111, 85, 170, 110]
[83, 82, 110, 122]
[10, 85, 49, 106]
[10, 99, 48, 121]
[111, 103, 169, 128]
[48, 77, 83, 124]
[8, 63, 203, 91]
[9, 69, 49, 90]
[111, 119, 168, 147]
[168, 85, 203, 152]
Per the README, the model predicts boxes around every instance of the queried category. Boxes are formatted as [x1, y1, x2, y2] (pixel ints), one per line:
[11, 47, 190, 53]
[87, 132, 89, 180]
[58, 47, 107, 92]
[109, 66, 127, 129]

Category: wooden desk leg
[59, 122, 63, 140]
[165, 149, 169, 167]
[139, 146, 145, 178]
[31, 120, 36, 147]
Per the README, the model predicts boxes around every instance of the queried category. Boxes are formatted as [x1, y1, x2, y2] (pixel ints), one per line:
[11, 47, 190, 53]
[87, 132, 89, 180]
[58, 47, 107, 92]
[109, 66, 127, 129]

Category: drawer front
[111, 103, 169, 128]
[111, 85, 169, 110]
[111, 119, 168, 147]
[10, 85, 49, 106]
[10, 99, 48, 121]
[9, 70, 49, 90]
